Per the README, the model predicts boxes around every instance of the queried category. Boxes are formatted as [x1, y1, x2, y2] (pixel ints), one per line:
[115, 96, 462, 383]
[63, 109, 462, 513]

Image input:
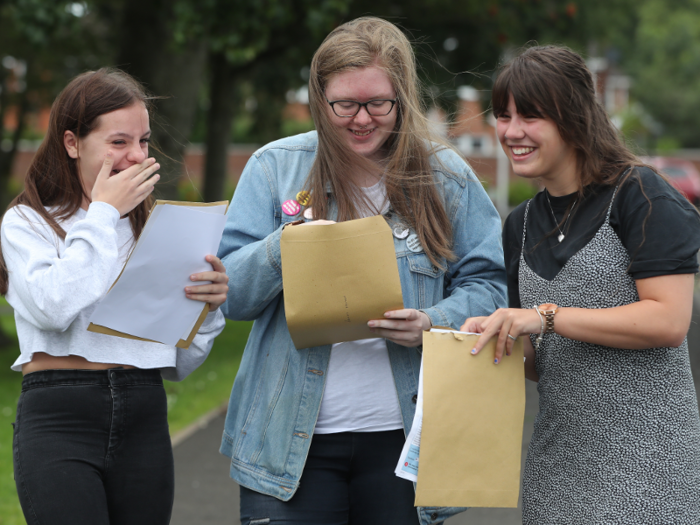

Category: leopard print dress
[519, 191, 700, 524]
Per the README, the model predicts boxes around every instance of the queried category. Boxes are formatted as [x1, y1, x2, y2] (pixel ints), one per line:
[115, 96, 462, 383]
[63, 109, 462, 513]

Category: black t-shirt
[503, 167, 700, 308]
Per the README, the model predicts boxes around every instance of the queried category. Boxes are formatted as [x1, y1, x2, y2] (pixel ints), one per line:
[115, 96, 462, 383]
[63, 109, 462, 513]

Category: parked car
[641, 156, 700, 206]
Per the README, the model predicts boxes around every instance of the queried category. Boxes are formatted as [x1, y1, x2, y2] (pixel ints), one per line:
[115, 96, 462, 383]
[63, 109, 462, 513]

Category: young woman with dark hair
[2, 68, 228, 525]
[217, 16, 507, 525]
[464, 45, 700, 523]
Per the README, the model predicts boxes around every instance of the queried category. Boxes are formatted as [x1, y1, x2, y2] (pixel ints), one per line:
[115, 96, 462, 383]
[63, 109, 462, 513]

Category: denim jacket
[217, 131, 507, 525]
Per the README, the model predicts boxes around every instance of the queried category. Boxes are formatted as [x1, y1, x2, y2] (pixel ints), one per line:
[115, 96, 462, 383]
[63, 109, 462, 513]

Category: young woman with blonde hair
[465, 45, 700, 524]
[3, 68, 228, 525]
[218, 16, 507, 525]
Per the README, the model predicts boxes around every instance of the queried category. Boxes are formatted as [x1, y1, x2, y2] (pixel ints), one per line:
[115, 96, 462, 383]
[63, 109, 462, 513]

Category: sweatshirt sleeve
[1, 202, 122, 332]
[159, 309, 226, 382]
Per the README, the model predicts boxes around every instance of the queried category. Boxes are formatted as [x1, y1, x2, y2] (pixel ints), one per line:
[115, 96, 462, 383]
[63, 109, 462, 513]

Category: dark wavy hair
[0, 68, 156, 294]
[492, 45, 640, 193]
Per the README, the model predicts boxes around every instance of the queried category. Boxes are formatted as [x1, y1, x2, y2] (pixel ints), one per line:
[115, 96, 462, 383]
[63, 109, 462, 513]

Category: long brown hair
[307, 16, 455, 266]
[0, 68, 156, 294]
[491, 45, 641, 194]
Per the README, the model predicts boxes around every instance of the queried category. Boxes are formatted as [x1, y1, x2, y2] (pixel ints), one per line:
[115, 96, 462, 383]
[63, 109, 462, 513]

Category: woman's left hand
[461, 308, 541, 364]
[185, 255, 229, 311]
[368, 308, 432, 347]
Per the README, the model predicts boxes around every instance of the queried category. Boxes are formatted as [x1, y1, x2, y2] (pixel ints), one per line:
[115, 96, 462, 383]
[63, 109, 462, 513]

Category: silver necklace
[545, 190, 578, 243]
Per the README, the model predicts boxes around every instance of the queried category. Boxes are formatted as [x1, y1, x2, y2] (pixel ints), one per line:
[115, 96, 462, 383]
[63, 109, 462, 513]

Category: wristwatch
[537, 303, 559, 333]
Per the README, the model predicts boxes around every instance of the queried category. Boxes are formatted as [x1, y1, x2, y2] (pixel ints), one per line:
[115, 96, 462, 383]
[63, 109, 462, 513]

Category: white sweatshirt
[1, 201, 225, 381]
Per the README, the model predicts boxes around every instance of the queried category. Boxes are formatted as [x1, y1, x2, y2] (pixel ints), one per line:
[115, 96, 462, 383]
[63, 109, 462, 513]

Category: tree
[343, 0, 639, 112]
[99, 0, 208, 201]
[171, 0, 350, 202]
[0, 0, 100, 210]
[628, 0, 700, 148]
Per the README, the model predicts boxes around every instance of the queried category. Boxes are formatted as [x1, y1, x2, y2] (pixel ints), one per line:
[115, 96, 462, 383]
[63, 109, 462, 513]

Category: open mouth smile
[351, 129, 375, 137]
[511, 146, 535, 156]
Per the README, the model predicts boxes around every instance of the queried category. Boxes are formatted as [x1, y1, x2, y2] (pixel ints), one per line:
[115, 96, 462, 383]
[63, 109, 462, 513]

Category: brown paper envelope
[87, 200, 228, 349]
[415, 331, 525, 508]
[280, 215, 404, 349]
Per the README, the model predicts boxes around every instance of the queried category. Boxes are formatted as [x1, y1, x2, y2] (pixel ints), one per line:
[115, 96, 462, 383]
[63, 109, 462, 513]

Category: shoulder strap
[521, 199, 532, 251]
[605, 167, 632, 222]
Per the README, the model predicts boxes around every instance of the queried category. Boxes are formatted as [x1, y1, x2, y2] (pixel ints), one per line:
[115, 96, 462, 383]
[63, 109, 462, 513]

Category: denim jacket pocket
[405, 253, 445, 310]
[407, 253, 444, 278]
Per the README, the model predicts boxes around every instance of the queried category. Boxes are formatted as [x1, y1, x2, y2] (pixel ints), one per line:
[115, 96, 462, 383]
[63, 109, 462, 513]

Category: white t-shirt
[314, 178, 404, 434]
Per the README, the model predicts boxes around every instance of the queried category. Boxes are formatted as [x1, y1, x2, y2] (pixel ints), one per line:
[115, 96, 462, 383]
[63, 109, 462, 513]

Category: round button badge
[392, 225, 410, 239]
[282, 199, 301, 216]
[406, 233, 423, 253]
[303, 207, 314, 220]
[296, 191, 311, 206]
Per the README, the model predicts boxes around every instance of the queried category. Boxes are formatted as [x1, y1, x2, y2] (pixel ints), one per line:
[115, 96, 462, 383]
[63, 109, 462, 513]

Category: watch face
[539, 303, 559, 314]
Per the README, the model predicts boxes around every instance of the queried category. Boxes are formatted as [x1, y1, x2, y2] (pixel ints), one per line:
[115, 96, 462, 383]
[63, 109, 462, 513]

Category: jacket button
[412, 394, 418, 403]
[430, 512, 439, 520]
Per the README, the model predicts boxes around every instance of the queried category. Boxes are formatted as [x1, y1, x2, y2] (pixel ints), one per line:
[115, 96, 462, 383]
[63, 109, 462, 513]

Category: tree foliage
[629, 0, 700, 147]
[2, 0, 700, 204]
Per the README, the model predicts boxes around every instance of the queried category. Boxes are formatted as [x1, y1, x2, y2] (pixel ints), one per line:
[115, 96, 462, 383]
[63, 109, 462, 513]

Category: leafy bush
[509, 179, 539, 206]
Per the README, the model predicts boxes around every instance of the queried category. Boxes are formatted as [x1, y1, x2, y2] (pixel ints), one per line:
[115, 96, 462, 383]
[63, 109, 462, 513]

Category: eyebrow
[105, 131, 152, 140]
[329, 96, 395, 101]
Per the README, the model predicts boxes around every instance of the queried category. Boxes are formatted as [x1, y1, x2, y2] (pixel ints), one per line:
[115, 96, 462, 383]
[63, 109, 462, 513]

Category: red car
[641, 156, 700, 205]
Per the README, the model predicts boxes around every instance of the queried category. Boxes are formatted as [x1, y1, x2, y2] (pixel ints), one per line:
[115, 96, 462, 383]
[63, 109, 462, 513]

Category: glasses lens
[333, 101, 360, 117]
[366, 100, 393, 116]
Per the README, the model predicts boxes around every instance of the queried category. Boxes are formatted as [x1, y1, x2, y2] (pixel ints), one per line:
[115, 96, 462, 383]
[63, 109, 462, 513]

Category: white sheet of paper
[395, 358, 424, 482]
[89, 204, 227, 346]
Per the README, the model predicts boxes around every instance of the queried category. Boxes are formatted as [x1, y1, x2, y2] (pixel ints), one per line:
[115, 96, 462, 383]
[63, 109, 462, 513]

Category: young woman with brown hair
[217, 16, 507, 525]
[464, 45, 700, 523]
[2, 68, 228, 525]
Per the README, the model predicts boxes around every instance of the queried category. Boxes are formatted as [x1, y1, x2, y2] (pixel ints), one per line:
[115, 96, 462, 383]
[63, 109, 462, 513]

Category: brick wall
[14, 144, 699, 192]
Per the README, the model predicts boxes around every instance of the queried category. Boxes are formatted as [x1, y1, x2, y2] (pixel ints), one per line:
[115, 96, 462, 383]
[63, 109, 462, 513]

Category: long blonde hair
[307, 16, 454, 266]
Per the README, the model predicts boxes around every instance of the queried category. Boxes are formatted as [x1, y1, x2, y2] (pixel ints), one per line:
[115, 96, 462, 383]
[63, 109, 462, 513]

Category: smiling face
[496, 94, 579, 195]
[64, 103, 151, 204]
[324, 65, 398, 163]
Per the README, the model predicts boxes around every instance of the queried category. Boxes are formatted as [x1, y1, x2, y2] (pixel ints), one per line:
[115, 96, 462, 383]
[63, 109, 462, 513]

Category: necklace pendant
[557, 233, 565, 243]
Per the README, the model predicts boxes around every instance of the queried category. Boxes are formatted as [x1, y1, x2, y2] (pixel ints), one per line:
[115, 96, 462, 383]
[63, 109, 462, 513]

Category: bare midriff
[22, 352, 136, 375]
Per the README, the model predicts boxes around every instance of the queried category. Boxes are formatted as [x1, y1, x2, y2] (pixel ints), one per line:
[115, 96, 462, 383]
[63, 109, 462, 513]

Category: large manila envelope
[280, 215, 404, 349]
[415, 330, 525, 508]
[88, 199, 229, 349]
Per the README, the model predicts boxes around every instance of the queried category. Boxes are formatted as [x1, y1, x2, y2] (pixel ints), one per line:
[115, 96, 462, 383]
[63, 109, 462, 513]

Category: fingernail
[494, 358, 499, 364]
[471, 349, 477, 354]
[190, 275, 196, 280]
[368, 321, 375, 327]
[185, 287, 191, 292]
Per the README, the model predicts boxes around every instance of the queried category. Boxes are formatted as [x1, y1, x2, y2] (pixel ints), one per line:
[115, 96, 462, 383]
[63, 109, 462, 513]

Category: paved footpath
[171, 298, 700, 525]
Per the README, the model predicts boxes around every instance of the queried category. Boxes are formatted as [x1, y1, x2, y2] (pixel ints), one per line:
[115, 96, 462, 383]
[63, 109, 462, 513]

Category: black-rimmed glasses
[327, 99, 397, 118]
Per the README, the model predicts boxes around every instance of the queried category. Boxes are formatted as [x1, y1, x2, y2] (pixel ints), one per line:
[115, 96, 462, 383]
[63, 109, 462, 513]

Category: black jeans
[13, 368, 174, 525]
[240, 430, 421, 525]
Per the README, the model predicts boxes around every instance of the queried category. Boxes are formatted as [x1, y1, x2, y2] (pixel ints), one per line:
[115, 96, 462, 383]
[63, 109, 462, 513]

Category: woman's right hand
[91, 152, 160, 216]
[461, 308, 542, 364]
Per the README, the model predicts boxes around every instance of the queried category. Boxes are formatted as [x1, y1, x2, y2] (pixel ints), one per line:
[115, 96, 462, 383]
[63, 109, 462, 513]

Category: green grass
[164, 320, 251, 434]
[0, 313, 22, 524]
[0, 317, 251, 525]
